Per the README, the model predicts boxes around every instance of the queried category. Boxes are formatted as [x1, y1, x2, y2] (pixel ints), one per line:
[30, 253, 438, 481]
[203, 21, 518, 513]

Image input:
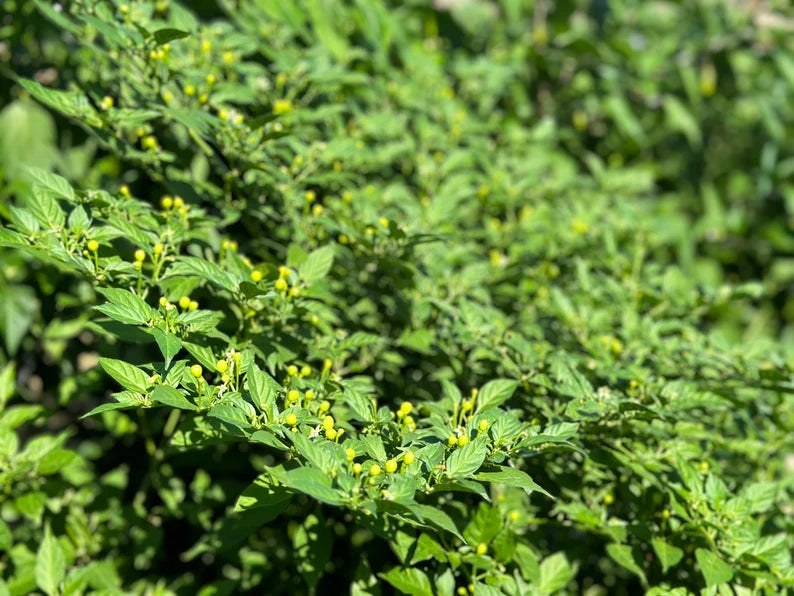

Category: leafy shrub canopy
[0, 1, 793, 595]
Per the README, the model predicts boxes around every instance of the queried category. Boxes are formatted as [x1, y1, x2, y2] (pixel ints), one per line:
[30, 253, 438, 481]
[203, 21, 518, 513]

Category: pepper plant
[0, 1, 793, 595]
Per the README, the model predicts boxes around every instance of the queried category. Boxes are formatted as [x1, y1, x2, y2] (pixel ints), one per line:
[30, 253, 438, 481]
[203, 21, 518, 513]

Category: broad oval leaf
[299, 245, 335, 283]
[35, 524, 66, 596]
[99, 357, 150, 393]
[477, 379, 519, 411]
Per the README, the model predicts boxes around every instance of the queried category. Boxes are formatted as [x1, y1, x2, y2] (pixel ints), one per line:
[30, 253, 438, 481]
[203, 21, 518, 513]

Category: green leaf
[362, 434, 387, 462]
[247, 364, 279, 416]
[1, 404, 43, 428]
[81, 401, 139, 418]
[412, 504, 465, 542]
[749, 534, 790, 571]
[445, 439, 488, 479]
[37, 449, 77, 475]
[151, 328, 182, 368]
[538, 552, 574, 595]
[26, 167, 75, 201]
[182, 342, 217, 371]
[0, 97, 57, 179]
[0, 228, 28, 249]
[183, 506, 291, 561]
[8, 206, 40, 235]
[663, 95, 701, 147]
[249, 429, 288, 450]
[167, 108, 217, 139]
[380, 567, 434, 596]
[435, 568, 455, 596]
[99, 358, 150, 393]
[514, 543, 540, 583]
[339, 331, 383, 351]
[432, 479, 490, 501]
[31, 0, 82, 34]
[18, 79, 100, 126]
[235, 473, 292, 512]
[475, 466, 552, 498]
[18, 433, 64, 462]
[0, 427, 18, 460]
[278, 467, 345, 506]
[77, 560, 122, 590]
[105, 216, 157, 248]
[604, 95, 644, 143]
[606, 544, 646, 585]
[299, 245, 335, 283]
[695, 548, 734, 587]
[81, 15, 127, 47]
[166, 256, 237, 292]
[520, 422, 580, 448]
[342, 387, 374, 422]
[16, 491, 46, 520]
[0, 285, 38, 355]
[409, 534, 446, 565]
[289, 432, 336, 474]
[397, 328, 436, 355]
[177, 309, 223, 332]
[153, 28, 190, 45]
[293, 513, 332, 589]
[208, 403, 249, 429]
[463, 504, 502, 546]
[1, 429, 18, 461]
[151, 385, 196, 411]
[67, 205, 90, 234]
[305, 0, 350, 63]
[27, 185, 66, 229]
[549, 356, 593, 399]
[472, 583, 502, 596]
[94, 287, 153, 325]
[35, 524, 66, 596]
[651, 538, 683, 573]
[477, 379, 519, 411]
[0, 519, 11, 551]
[743, 482, 777, 513]
[0, 362, 15, 411]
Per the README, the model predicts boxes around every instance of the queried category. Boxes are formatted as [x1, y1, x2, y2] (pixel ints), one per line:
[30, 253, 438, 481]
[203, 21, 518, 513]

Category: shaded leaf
[651, 538, 683, 573]
[153, 28, 190, 45]
[380, 567, 433, 596]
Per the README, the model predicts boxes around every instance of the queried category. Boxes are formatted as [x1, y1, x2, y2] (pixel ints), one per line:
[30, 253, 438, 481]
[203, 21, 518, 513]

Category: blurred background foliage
[4, 0, 794, 354]
[1, 1, 793, 595]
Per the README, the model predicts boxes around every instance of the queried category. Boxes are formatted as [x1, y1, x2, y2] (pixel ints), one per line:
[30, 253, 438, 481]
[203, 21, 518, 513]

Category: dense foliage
[1, 1, 793, 595]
